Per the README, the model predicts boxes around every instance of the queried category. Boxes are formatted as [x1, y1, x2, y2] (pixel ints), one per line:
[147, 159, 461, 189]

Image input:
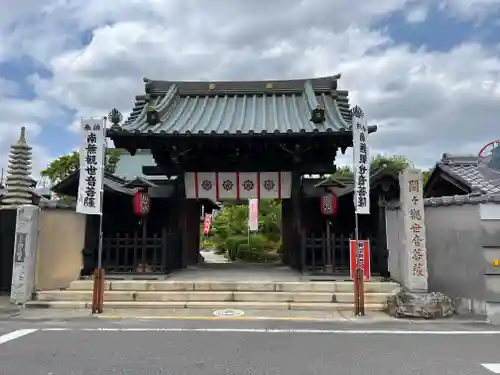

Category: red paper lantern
[133, 190, 151, 216]
[320, 192, 337, 216]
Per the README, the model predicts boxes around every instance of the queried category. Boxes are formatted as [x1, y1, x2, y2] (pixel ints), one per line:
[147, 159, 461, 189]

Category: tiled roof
[387, 193, 500, 209]
[424, 193, 500, 207]
[103, 174, 135, 195]
[438, 153, 500, 195]
[313, 168, 397, 197]
[51, 171, 135, 196]
[385, 154, 500, 209]
[118, 75, 354, 135]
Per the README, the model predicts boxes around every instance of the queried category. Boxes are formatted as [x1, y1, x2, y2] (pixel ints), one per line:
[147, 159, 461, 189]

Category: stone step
[26, 300, 386, 311]
[35, 290, 391, 304]
[67, 280, 400, 294]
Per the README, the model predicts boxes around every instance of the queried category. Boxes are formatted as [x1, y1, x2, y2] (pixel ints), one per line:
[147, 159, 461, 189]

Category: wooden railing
[101, 231, 179, 274]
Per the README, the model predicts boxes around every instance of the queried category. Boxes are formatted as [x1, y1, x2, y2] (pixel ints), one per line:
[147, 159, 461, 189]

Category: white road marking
[36, 327, 500, 335]
[0, 329, 38, 345]
[482, 364, 500, 373]
[213, 309, 245, 317]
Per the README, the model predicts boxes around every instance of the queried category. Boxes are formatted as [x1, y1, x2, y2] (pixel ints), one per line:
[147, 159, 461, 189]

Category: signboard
[203, 214, 212, 235]
[349, 240, 371, 281]
[10, 205, 39, 305]
[248, 198, 259, 231]
[400, 169, 428, 290]
[352, 106, 370, 215]
[76, 118, 105, 215]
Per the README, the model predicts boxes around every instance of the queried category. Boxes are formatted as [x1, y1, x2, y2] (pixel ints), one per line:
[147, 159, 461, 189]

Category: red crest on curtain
[320, 192, 337, 215]
[133, 190, 151, 216]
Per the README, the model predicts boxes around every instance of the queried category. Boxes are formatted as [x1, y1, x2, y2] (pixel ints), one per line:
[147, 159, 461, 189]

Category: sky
[1, 0, 500, 182]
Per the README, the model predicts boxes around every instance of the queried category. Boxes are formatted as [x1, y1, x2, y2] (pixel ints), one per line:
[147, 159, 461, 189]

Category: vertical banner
[352, 106, 370, 215]
[349, 240, 371, 281]
[76, 118, 105, 215]
[248, 198, 259, 231]
[203, 214, 212, 235]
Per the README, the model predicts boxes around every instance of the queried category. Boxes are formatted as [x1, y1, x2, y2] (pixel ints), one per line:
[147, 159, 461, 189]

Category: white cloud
[441, 0, 500, 19]
[2, 0, 500, 175]
[405, 6, 428, 23]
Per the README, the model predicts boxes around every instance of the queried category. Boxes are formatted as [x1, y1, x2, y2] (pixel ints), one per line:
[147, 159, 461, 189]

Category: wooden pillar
[290, 171, 303, 271]
[167, 196, 183, 271]
[179, 198, 200, 266]
[281, 200, 293, 266]
[83, 215, 100, 274]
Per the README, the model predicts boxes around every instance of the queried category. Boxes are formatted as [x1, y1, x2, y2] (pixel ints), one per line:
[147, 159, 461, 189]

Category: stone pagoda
[0, 127, 33, 209]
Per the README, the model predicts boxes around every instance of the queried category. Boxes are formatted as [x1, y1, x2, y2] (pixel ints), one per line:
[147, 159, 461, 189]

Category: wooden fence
[302, 232, 379, 275]
[99, 231, 181, 274]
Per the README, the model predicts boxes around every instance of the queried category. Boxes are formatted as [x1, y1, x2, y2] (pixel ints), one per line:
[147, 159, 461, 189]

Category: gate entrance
[101, 75, 387, 276]
[201, 199, 284, 265]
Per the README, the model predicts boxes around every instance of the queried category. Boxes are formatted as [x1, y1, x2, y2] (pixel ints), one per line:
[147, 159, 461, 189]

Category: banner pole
[92, 116, 106, 314]
[352, 105, 367, 317]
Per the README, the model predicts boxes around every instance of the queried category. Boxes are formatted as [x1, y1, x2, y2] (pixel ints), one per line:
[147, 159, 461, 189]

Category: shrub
[236, 243, 280, 262]
[249, 233, 268, 250]
[236, 243, 265, 262]
[226, 235, 248, 261]
[209, 200, 283, 262]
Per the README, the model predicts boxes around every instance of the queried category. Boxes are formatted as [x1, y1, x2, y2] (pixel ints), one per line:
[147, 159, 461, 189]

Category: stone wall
[35, 205, 86, 291]
[480, 203, 500, 322]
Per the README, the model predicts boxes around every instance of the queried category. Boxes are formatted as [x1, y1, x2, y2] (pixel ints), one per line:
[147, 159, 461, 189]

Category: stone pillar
[399, 168, 428, 292]
[10, 204, 40, 305]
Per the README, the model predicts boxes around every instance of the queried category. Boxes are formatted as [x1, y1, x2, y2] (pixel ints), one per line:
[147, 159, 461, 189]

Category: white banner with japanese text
[399, 168, 428, 291]
[352, 106, 370, 215]
[248, 198, 259, 231]
[76, 118, 105, 215]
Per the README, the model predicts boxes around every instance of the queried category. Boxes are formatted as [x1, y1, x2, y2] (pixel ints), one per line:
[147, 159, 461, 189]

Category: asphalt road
[1, 318, 500, 375]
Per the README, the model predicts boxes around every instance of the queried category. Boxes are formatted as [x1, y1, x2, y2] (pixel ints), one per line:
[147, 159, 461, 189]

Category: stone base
[386, 288, 455, 319]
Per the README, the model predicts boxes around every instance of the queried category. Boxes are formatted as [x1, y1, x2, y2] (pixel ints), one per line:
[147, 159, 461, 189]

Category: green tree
[370, 154, 413, 174]
[331, 154, 413, 179]
[210, 200, 282, 262]
[41, 148, 122, 184]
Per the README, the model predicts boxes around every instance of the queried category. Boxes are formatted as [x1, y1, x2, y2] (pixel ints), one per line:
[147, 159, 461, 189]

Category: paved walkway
[200, 248, 228, 263]
[167, 262, 304, 282]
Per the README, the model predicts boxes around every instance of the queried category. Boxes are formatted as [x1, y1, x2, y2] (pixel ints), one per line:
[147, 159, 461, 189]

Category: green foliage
[333, 166, 354, 178]
[236, 243, 279, 262]
[331, 154, 413, 179]
[210, 200, 282, 262]
[41, 149, 122, 183]
[370, 154, 413, 174]
[226, 235, 248, 260]
[200, 239, 217, 248]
